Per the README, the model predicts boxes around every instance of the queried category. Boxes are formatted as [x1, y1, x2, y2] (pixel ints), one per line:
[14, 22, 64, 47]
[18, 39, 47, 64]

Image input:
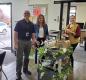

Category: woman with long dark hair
[35, 14, 49, 45]
[34, 14, 49, 63]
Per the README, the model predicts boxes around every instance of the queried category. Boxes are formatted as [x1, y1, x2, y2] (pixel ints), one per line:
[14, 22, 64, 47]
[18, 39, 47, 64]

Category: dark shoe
[16, 76, 22, 80]
[23, 70, 31, 75]
[16, 72, 22, 80]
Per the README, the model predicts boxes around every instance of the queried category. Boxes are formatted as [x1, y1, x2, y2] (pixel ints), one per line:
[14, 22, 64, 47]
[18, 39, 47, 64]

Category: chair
[0, 51, 8, 80]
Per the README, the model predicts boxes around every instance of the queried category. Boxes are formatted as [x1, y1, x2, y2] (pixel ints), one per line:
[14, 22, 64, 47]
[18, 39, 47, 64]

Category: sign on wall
[28, 4, 48, 23]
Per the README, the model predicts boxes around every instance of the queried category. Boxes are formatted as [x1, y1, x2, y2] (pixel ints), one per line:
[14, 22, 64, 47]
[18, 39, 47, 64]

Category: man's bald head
[24, 10, 30, 21]
[24, 10, 30, 15]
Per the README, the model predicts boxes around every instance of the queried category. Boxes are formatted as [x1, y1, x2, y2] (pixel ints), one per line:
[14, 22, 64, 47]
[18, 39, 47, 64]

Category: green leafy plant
[38, 46, 73, 80]
[38, 47, 46, 60]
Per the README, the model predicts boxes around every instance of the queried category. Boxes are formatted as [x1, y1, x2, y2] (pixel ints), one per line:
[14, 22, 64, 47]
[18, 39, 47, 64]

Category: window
[0, 22, 6, 26]
[70, 6, 76, 16]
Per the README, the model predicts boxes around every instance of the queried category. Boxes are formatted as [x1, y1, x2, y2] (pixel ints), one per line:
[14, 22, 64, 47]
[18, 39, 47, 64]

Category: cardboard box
[46, 40, 70, 48]
[55, 40, 70, 48]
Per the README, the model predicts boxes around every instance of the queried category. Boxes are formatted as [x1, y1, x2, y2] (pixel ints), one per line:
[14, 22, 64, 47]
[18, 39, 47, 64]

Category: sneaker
[23, 70, 31, 75]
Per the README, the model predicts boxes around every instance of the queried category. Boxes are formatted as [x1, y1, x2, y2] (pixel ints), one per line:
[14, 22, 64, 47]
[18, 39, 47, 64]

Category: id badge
[26, 32, 29, 37]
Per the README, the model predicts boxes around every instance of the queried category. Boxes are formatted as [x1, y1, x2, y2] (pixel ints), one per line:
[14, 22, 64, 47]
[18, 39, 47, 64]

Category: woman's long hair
[37, 14, 46, 27]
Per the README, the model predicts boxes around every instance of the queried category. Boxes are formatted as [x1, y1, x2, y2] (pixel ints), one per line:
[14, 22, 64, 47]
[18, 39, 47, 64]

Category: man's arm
[14, 31, 18, 49]
[14, 21, 19, 49]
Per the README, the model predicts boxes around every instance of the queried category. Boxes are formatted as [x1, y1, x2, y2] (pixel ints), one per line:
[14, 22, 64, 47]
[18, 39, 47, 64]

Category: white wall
[0, 0, 61, 31]
[76, 3, 86, 23]
[48, 3, 60, 30]
[1, 1, 86, 31]
[62, 4, 67, 29]
[29, 0, 60, 31]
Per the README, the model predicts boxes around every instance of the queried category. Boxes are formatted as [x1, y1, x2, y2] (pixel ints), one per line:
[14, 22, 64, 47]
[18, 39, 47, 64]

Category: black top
[14, 19, 35, 40]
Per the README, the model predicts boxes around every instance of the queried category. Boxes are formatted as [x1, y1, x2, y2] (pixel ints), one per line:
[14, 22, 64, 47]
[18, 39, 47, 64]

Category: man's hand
[14, 42, 18, 49]
[14, 31, 18, 49]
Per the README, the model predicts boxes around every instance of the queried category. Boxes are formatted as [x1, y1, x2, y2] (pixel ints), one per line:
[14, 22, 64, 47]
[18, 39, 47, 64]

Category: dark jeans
[35, 48, 38, 64]
[71, 43, 78, 51]
[35, 37, 45, 64]
[37, 37, 45, 45]
[70, 43, 78, 67]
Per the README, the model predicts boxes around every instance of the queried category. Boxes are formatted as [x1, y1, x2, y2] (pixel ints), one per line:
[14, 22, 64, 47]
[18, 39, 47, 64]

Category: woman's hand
[63, 33, 69, 37]
[66, 29, 72, 33]
[66, 29, 75, 35]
